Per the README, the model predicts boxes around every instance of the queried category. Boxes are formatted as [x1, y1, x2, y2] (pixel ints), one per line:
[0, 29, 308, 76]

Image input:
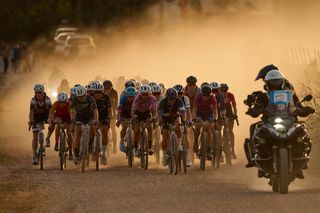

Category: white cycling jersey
[181, 95, 190, 109]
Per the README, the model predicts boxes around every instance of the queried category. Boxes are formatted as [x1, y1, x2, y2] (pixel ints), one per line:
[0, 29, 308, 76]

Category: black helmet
[186, 76, 197, 84]
[103, 80, 113, 89]
[173, 84, 184, 93]
[220, 83, 229, 91]
[201, 85, 212, 97]
[166, 88, 178, 100]
[125, 80, 135, 89]
[255, 64, 279, 81]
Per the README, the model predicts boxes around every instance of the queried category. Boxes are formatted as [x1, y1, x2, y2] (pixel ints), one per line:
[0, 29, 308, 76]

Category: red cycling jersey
[52, 101, 71, 122]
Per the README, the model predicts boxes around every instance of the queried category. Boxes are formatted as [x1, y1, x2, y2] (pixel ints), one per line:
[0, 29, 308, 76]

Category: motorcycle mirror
[302, 95, 313, 102]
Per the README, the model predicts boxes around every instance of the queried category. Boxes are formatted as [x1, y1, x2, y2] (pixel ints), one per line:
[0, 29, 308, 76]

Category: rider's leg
[110, 118, 117, 153]
[147, 120, 153, 154]
[46, 123, 55, 147]
[32, 131, 38, 156]
[54, 117, 62, 151]
[101, 125, 109, 156]
[66, 124, 73, 156]
[193, 122, 201, 153]
[228, 120, 236, 155]
[74, 124, 82, 156]
[120, 121, 128, 152]
[161, 129, 169, 166]
[133, 122, 140, 149]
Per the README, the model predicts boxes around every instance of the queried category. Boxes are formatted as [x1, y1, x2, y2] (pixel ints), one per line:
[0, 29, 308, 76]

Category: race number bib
[268, 90, 292, 105]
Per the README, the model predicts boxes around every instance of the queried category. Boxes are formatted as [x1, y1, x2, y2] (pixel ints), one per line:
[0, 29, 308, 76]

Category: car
[54, 32, 77, 53]
[54, 27, 79, 39]
[62, 35, 97, 57]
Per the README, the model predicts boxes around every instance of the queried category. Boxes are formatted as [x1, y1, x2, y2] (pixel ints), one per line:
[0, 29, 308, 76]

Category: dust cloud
[1, 1, 320, 161]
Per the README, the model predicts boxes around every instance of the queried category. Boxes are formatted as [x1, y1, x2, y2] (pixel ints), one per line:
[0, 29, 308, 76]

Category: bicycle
[123, 119, 134, 167]
[166, 123, 180, 175]
[194, 119, 213, 171]
[29, 122, 46, 170]
[177, 124, 188, 174]
[139, 121, 149, 170]
[57, 123, 68, 171]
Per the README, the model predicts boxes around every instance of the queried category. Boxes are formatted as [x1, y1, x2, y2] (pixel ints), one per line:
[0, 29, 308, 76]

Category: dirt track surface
[1, 149, 320, 213]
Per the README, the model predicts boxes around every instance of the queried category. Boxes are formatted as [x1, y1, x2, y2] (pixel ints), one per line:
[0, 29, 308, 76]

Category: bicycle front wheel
[200, 132, 207, 171]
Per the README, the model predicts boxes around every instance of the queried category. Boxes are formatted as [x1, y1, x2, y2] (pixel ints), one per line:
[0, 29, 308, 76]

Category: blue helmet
[125, 86, 138, 97]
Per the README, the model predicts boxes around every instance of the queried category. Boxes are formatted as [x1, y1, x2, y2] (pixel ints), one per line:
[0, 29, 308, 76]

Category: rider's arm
[211, 95, 218, 121]
[94, 109, 99, 122]
[230, 93, 237, 115]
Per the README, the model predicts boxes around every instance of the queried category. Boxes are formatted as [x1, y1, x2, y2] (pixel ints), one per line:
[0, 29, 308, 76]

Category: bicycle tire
[127, 129, 134, 167]
[140, 131, 145, 169]
[182, 137, 187, 174]
[200, 131, 207, 171]
[59, 131, 66, 170]
[39, 132, 44, 170]
[143, 129, 149, 170]
[95, 131, 101, 171]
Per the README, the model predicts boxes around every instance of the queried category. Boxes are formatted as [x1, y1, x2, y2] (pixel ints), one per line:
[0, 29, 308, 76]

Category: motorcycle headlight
[273, 124, 286, 132]
[274, 117, 283, 124]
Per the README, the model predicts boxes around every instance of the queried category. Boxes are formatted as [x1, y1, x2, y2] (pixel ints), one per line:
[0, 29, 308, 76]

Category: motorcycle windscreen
[267, 90, 294, 115]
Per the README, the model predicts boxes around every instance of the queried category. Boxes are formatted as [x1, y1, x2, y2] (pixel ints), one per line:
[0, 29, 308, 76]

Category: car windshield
[68, 38, 91, 46]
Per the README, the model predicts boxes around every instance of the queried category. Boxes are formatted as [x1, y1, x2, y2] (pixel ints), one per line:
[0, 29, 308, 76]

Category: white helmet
[140, 84, 151, 94]
[85, 84, 92, 91]
[91, 82, 103, 91]
[151, 84, 162, 93]
[58, 93, 68, 102]
[34, 84, 44, 92]
[149, 82, 157, 87]
[70, 87, 77, 96]
[210, 82, 220, 90]
[265, 70, 285, 90]
[76, 86, 87, 97]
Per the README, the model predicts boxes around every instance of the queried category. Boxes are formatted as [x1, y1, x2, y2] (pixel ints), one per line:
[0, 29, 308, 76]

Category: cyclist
[151, 84, 164, 106]
[192, 85, 218, 157]
[116, 87, 138, 152]
[120, 80, 136, 97]
[173, 84, 192, 166]
[91, 82, 112, 165]
[159, 88, 186, 166]
[28, 84, 54, 165]
[103, 80, 119, 153]
[220, 83, 238, 159]
[210, 82, 226, 162]
[48, 93, 73, 160]
[131, 85, 157, 156]
[71, 86, 98, 164]
[184, 76, 200, 113]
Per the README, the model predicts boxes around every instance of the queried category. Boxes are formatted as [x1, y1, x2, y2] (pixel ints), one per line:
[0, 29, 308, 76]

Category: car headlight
[273, 124, 286, 132]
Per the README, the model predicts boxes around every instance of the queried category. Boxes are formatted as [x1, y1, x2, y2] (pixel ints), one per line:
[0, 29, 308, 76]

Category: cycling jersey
[119, 95, 135, 119]
[184, 85, 200, 110]
[132, 94, 157, 113]
[194, 93, 217, 113]
[94, 94, 112, 124]
[159, 97, 185, 118]
[223, 92, 236, 119]
[71, 95, 97, 124]
[30, 95, 52, 123]
[52, 101, 71, 122]
[180, 95, 190, 109]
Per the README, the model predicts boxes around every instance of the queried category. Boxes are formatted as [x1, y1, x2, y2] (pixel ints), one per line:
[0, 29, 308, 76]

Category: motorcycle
[244, 90, 315, 194]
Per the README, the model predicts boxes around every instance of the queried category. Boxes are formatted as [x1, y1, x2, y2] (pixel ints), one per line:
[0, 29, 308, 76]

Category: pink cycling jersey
[132, 94, 157, 112]
[194, 93, 217, 113]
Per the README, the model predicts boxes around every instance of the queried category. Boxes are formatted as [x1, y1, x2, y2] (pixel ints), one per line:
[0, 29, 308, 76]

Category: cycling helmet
[220, 83, 229, 91]
[265, 70, 285, 90]
[149, 82, 157, 87]
[125, 80, 135, 89]
[255, 64, 279, 81]
[70, 87, 77, 96]
[91, 82, 103, 91]
[125, 86, 138, 97]
[135, 81, 142, 90]
[76, 86, 87, 97]
[210, 82, 220, 90]
[159, 83, 166, 93]
[186, 76, 197, 84]
[166, 88, 178, 100]
[201, 82, 210, 88]
[173, 84, 184, 93]
[58, 93, 68, 102]
[141, 79, 149, 85]
[34, 84, 44, 92]
[140, 84, 151, 94]
[85, 84, 92, 91]
[129, 78, 136, 83]
[151, 84, 162, 93]
[103, 80, 113, 89]
[201, 85, 212, 97]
